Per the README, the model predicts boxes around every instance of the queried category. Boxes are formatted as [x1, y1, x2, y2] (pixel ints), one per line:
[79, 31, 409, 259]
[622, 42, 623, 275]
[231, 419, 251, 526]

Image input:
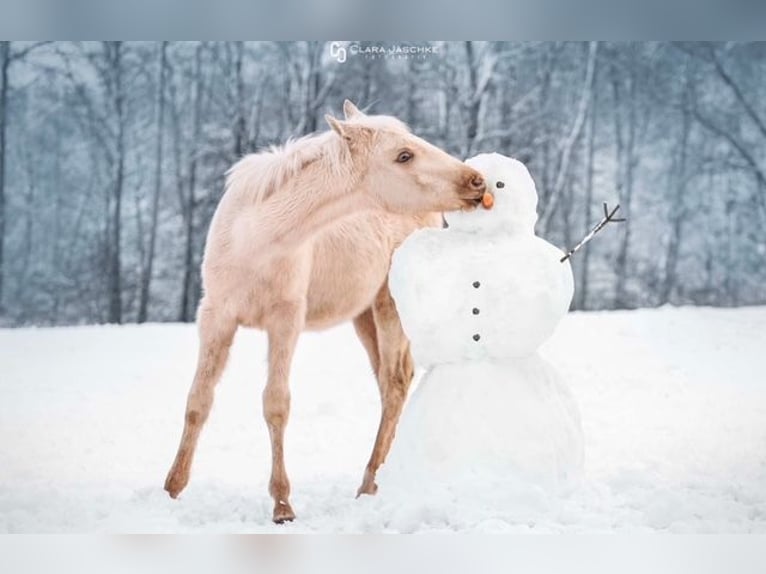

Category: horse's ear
[343, 99, 363, 120]
[327, 114, 374, 151]
[325, 114, 348, 140]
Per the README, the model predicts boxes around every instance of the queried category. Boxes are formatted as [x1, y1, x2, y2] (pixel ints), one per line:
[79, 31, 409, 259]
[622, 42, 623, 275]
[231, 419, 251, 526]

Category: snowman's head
[445, 153, 538, 235]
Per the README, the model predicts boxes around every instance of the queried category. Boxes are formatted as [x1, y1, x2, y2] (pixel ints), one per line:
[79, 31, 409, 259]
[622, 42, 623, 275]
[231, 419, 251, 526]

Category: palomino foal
[164, 100, 486, 523]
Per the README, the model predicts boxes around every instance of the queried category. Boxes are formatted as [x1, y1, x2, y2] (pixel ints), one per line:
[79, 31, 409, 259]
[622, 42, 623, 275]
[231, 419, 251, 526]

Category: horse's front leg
[357, 283, 415, 497]
[165, 301, 237, 498]
[263, 301, 304, 523]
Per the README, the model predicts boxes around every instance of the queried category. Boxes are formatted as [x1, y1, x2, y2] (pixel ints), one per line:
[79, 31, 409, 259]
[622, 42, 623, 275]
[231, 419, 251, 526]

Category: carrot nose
[481, 191, 495, 209]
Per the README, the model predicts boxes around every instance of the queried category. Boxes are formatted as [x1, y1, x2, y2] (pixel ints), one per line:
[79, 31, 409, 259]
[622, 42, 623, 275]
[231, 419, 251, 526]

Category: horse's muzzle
[469, 175, 486, 192]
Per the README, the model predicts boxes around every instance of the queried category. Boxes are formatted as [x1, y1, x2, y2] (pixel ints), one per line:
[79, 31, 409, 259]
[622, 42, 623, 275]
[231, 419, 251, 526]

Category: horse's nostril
[470, 176, 485, 190]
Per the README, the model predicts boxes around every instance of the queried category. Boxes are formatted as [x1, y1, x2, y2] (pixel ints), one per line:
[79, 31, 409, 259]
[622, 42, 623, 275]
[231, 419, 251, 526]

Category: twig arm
[560, 202, 625, 263]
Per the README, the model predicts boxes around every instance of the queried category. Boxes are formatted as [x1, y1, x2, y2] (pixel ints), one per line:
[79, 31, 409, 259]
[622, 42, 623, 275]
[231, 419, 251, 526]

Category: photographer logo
[329, 42, 438, 63]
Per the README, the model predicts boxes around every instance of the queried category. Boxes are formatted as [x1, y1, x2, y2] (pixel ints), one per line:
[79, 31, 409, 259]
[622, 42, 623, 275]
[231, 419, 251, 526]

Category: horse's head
[325, 100, 486, 214]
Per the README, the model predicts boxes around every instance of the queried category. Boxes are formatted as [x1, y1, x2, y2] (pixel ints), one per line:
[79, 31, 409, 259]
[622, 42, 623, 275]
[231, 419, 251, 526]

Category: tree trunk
[577, 69, 599, 310]
[498, 84, 513, 154]
[107, 42, 125, 324]
[138, 41, 167, 323]
[405, 57, 418, 125]
[51, 120, 63, 321]
[0, 42, 9, 313]
[360, 56, 372, 109]
[463, 41, 481, 156]
[301, 41, 321, 135]
[233, 41, 246, 157]
[561, 177, 574, 257]
[725, 190, 737, 306]
[537, 44, 559, 206]
[180, 44, 203, 322]
[660, 87, 691, 304]
[613, 61, 636, 309]
[20, 148, 34, 285]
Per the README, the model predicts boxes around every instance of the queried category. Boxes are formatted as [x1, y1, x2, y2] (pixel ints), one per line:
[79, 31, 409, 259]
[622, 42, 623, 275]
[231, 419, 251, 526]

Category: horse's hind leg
[263, 301, 304, 524]
[357, 283, 415, 497]
[165, 301, 237, 498]
[353, 307, 380, 378]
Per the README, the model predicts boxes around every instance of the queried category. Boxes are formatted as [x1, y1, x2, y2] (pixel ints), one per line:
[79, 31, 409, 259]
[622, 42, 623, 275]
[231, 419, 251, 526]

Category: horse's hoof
[272, 500, 296, 524]
[355, 481, 378, 498]
[273, 516, 295, 525]
[164, 483, 182, 499]
[164, 470, 187, 499]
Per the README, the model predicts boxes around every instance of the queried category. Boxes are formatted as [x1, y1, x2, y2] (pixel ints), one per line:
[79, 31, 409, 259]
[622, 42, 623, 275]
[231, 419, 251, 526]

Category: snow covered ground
[1, 306, 765, 533]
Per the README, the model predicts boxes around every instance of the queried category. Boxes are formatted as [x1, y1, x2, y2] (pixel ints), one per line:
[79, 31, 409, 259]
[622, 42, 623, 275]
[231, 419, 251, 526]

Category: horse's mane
[225, 114, 409, 204]
[225, 130, 347, 204]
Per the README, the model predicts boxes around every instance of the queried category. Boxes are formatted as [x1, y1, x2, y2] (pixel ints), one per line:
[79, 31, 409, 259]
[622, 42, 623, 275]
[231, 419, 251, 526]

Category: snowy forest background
[0, 41, 764, 327]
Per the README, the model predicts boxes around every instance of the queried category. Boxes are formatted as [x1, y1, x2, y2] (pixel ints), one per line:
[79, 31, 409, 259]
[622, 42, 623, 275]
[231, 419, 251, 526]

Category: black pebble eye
[496, 181, 505, 189]
[396, 151, 413, 163]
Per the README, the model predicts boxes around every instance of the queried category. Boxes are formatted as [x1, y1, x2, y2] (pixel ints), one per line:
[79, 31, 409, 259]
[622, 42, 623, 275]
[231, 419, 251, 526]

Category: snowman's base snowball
[379, 355, 584, 497]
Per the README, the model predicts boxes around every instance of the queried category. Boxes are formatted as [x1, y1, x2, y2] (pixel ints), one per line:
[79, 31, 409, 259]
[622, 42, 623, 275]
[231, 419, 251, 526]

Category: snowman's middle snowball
[389, 152, 574, 367]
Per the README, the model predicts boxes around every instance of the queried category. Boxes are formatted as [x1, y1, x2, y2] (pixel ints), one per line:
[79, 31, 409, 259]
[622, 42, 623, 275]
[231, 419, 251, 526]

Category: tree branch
[709, 46, 766, 142]
[691, 105, 766, 217]
[9, 41, 52, 62]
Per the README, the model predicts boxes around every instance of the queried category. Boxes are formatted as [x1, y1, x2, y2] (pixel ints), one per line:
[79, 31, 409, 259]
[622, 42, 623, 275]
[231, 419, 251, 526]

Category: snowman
[382, 153, 584, 497]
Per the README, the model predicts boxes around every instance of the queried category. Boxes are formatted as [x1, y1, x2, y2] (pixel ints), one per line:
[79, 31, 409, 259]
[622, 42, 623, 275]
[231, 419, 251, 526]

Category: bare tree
[460, 41, 496, 156]
[104, 42, 127, 324]
[179, 43, 204, 322]
[693, 51, 766, 219]
[0, 41, 49, 314]
[137, 41, 168, 323]
[0, 42, 9, 313]
[540, 41, 598, 233]
[277, 42, 335, 136]
[576, 60, 600, 310]
[233, 41, 247, 157]
[661, 75, 692, 304]
[611, 49, 640, 308]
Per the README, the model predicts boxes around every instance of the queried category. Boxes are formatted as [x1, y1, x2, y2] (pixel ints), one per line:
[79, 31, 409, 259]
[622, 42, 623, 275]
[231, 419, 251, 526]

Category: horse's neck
[288, 178, 368, 239]
[255, 155, 371, 254]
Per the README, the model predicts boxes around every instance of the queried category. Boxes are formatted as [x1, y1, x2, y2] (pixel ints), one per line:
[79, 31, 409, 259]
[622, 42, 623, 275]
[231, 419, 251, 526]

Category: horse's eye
[396, 150, 413, 164]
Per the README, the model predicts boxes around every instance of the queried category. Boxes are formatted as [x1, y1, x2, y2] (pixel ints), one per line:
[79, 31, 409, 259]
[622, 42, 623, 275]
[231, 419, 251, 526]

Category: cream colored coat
[165, 100, 486, 523]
